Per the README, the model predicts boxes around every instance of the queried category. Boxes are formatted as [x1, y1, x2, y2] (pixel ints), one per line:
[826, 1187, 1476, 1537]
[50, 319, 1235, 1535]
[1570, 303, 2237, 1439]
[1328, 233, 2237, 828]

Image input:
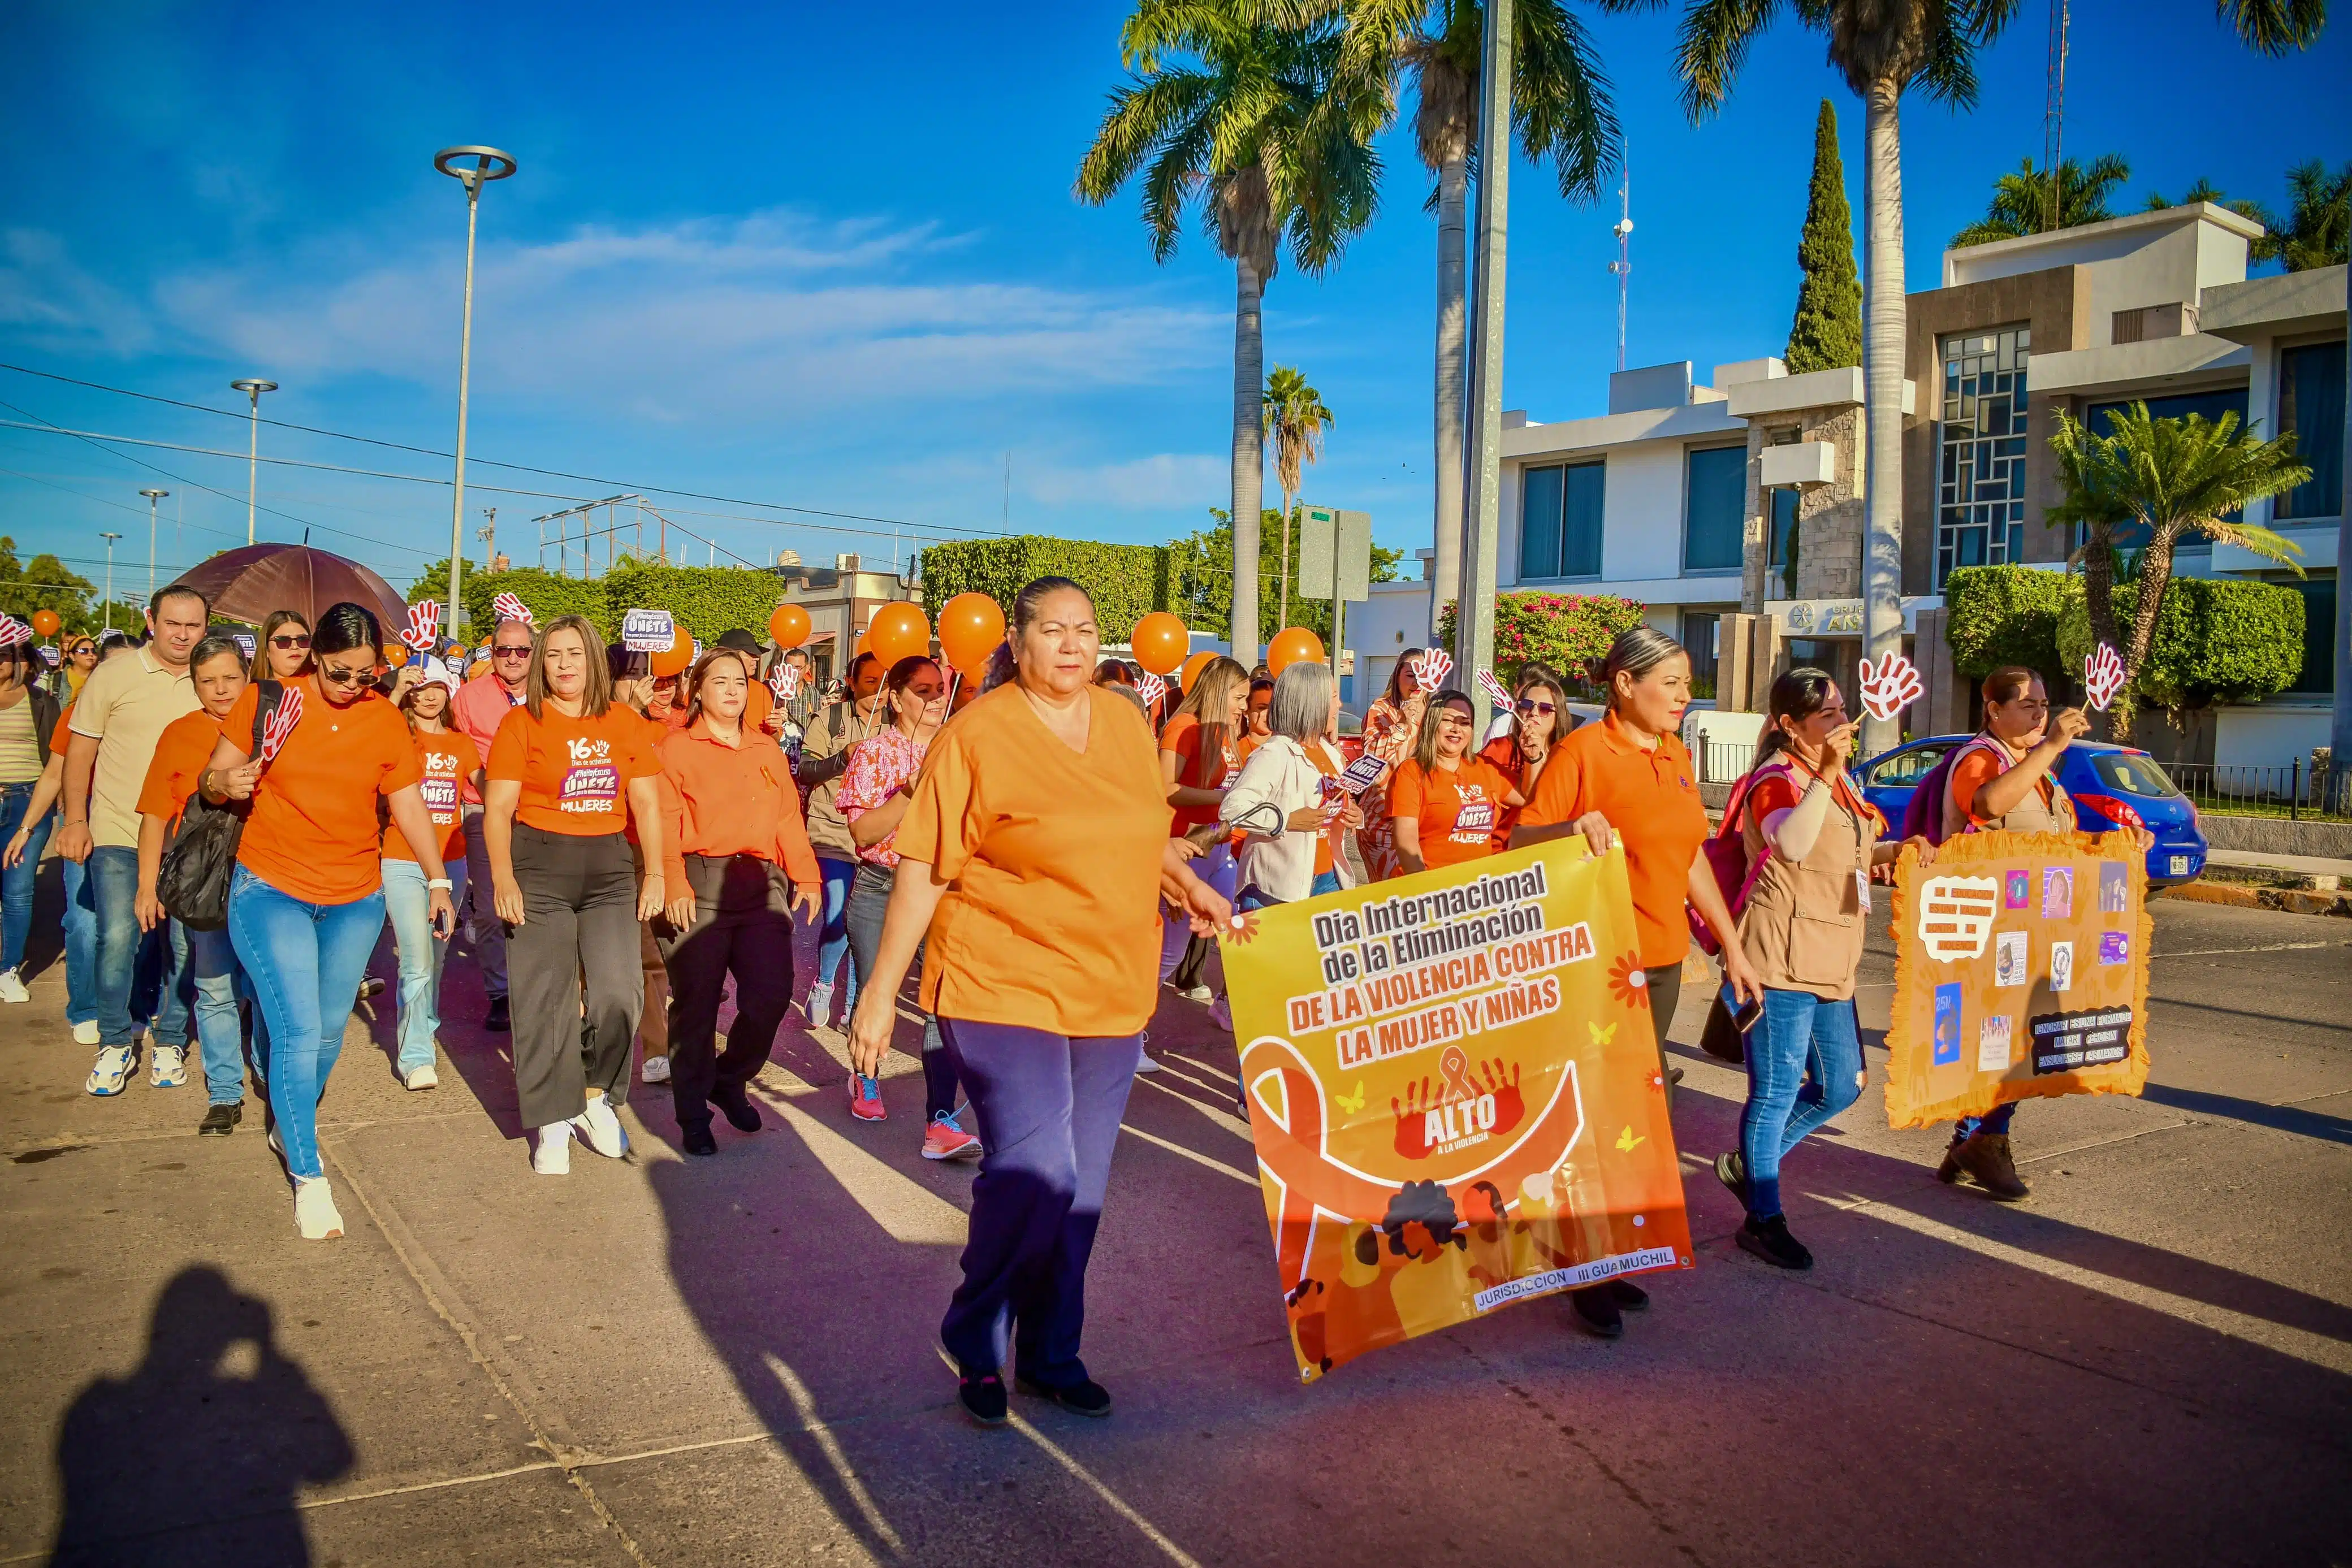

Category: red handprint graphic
[402, 600, 440, 652]
[1858, 654, 1923, 722]
[2085, 642, 2126, 712]
[260, 686, 304, 764]
[1477, 1058, 1524, 1137]
[1391, 1077, 1440, 1160]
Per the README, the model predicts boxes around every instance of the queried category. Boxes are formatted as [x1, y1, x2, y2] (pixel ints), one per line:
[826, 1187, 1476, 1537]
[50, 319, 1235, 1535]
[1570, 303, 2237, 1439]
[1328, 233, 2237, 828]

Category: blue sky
[2, 0, 2346, 599]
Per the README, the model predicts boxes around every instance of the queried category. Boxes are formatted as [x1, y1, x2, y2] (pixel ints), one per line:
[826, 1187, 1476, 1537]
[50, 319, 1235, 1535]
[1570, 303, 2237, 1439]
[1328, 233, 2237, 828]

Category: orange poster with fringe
[1886, 829, 2152, 1128]
[1217, 839, 1692, 1383]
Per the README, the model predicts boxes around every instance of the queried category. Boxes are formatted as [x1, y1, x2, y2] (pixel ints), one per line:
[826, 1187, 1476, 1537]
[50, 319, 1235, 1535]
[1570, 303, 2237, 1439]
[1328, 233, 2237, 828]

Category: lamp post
[433, 145, 518, 641]
[98, 532, 122, 633]
[228, 379, 276, 545]
[139, 489, 167, 597]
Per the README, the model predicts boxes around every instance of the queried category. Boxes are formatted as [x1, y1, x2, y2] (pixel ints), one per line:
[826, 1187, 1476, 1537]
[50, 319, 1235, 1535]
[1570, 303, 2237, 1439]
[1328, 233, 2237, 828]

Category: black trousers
[657, 853, 797, 1133]
[508, 825, 642, 1130]
[1644, 963, 1684, 1114]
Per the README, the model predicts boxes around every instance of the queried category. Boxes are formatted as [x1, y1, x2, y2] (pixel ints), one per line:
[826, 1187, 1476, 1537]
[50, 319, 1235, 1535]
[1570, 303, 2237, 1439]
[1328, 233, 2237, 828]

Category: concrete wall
[2215, 703, 2333, 772]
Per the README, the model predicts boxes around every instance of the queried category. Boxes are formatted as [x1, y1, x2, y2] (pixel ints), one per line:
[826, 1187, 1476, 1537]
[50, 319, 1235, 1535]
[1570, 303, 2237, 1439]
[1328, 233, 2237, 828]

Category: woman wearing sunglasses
[1390, 688, 1525, 877]
[1479, 669, 1573, 851]
[200, 603, 457, 1240]
[57, 636, 100, 700]
[249, 610, 314, 683]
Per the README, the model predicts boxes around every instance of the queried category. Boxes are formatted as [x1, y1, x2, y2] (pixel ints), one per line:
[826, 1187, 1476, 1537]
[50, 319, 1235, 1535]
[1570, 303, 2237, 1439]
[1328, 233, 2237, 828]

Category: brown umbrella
[171, 544, 410, 635]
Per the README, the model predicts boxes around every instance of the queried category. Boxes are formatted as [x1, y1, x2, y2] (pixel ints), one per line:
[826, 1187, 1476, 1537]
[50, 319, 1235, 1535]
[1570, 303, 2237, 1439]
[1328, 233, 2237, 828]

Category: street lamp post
[433, 145, 518, 642]
[98, 532, 122, 633]
[228, 379, 276, 545]
[139, 489, 168, 598]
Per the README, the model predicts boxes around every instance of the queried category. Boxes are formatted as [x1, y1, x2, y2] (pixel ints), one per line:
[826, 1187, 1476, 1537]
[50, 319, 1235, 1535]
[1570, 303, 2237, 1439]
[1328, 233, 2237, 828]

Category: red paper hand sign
[1411, 648, 1453, 691]
[1858, 654, 1923, 722]
[490, 592, 533, 626]
[260, 686, 304, 764]
[1475, 668, 1513, 708]
[2084, 643, 2126, 712]
[0, 614, 31, 646]
[402, 601, 441, 652]
[1135, 672, 1168, 709]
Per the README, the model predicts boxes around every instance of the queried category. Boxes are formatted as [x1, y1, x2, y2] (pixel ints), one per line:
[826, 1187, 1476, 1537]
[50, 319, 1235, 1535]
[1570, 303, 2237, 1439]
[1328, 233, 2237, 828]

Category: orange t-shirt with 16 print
[487, 703, 659, 836]
[1389, 756, 1513, 870]
[221, 677, 422, 906]
[384, 729, 482, 863]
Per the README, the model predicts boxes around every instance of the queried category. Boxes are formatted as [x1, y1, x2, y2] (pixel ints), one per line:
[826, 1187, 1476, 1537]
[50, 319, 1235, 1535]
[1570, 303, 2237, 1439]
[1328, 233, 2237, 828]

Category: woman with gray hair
[1219, 659, 1362, 912]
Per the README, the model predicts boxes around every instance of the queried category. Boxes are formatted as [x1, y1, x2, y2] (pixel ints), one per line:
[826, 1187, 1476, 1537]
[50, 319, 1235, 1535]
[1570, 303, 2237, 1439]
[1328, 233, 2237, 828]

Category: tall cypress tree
[1784, 99, 1861, 374]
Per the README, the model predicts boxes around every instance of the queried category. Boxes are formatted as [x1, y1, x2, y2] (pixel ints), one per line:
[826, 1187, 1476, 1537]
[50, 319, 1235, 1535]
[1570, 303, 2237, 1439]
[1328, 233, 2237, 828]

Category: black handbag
[155, 681, 286, 932]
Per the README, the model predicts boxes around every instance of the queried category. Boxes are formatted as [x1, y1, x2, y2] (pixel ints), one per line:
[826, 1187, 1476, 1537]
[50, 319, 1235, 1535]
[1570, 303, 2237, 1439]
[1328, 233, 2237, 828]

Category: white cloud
[1022, 452, 1229, 510]
[0, 229, 154, 355]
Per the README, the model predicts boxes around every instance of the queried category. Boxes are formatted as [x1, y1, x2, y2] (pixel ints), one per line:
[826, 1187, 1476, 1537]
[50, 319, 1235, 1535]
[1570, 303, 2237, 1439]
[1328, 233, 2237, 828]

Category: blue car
[1858, 735, 2208, 887]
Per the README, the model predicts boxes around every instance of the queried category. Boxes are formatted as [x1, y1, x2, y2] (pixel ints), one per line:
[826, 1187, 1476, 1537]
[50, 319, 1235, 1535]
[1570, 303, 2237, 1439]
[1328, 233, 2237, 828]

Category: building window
[2277, 341, 2346, 521]
[2086, 386, 2252, 546]
[1519, 461, 1603, 579]
[2285, 575, 2337, 696]
[1680, 610, 1720, 696]
[1937, 326, 2031, 586]
[1767, 488, 1800, 599]
[1684, 447, 1745, 573]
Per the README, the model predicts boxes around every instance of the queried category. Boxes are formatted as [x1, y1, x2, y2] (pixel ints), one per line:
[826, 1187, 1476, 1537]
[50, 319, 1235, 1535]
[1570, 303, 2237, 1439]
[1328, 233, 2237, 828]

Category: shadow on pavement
[2139, 1080, 2352, 1147]
[49, 1266, 353, 1567]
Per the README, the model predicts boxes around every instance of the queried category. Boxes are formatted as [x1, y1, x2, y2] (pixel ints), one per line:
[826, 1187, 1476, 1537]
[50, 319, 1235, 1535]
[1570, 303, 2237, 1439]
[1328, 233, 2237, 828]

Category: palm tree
[1950, 153, 2131, 247]
[1077, 0, 1384, 665]
[1343, 0, 1617, 636]
[1263, 365, 1335, 626]
[2248, 159, 2351, 270]
[2048, 405, 2311, 739]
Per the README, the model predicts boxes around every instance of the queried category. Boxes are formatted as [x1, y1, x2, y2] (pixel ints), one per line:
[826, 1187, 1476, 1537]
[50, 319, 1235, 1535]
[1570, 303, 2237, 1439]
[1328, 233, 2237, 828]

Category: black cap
[715, 628, 762, 655]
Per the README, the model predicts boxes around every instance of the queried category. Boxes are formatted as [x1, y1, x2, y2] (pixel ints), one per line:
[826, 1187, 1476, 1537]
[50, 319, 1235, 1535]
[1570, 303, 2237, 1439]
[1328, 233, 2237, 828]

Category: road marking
[766, 1353, 904, 1555]
[1127, 1070, 1256, 1142]
[760, 1093, 969, 1245]
[1120, 1123, 1256, 1185]
[1006, 1413, 1209, 1568]
[2151, 941, 2341, 958]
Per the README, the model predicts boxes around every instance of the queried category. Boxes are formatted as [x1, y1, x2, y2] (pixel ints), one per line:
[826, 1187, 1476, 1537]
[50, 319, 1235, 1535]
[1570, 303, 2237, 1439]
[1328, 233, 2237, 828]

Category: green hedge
[1944, 565, 2066, 682]
[920, 536, 1173, 643]
[2057, 575, 2305, 708]
[408, 559, 785, 644]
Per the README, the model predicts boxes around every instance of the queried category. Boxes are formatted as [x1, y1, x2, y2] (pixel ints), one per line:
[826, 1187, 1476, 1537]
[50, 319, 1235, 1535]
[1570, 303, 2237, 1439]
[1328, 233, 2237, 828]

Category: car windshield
[2092, 751, 2181, 798]
[1869, 746, 1948, 786]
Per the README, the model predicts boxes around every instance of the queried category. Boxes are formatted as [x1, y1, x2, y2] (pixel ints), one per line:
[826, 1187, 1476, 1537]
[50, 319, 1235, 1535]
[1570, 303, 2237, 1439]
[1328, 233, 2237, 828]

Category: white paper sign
[621, 608, 675, 652]
[1858, 653, 1924, 722]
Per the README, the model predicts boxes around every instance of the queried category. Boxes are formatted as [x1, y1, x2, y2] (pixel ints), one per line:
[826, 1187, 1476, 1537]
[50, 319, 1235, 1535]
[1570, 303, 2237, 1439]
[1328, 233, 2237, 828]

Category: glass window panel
[2277, 341, 2345, 520]
[1520, 465, 1564, 579]
[1561, 461, 1606, 577]
[1684, 446, 1746, 572]
[2286, 576, 2337, 694]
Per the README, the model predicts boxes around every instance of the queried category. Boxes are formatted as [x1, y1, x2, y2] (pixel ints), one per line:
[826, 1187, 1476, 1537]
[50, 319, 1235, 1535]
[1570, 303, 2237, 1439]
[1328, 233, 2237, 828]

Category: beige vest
[1737, 762, 1880, 1001]
[1940, 735, 2077, 839]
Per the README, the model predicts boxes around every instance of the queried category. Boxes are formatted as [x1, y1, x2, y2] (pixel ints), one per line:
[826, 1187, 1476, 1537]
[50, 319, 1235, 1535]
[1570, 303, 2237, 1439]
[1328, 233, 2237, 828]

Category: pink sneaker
[922, 1113, 983, 1161]
[848, 1075, 887, 1121]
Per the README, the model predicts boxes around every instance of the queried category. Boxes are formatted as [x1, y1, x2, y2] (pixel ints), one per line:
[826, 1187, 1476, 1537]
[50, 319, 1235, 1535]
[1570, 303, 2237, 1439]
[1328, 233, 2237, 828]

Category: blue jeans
[815, 855, 858, 1002]
[1235, 870, 1342, 915]
[175, 922, 246, 1103]
[1160, 843, 1237, 980]
[60, 854, 96, 1025]
[1735, 985, 1864, 1220]
[937, 1017, 1141, 1386]
[227, 865, 386, 1183]
[382, 857, 464, 1075]
[0, 783, 53, 974]
[92, 844, 167, 1048]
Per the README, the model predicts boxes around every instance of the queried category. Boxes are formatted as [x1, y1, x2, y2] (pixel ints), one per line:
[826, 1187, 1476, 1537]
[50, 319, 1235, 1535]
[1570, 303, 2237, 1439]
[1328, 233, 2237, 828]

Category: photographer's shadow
[51, 1267, 353, 1566]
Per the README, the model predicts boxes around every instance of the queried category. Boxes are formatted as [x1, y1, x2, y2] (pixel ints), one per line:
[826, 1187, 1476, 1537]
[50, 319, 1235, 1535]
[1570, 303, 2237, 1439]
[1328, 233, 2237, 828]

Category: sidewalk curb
[2160, 881, 2352, 919]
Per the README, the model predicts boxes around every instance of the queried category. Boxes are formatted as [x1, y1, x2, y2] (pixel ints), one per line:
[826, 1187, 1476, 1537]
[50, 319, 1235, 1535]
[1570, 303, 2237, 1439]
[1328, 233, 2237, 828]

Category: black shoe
[1737, 1214, 1814, 1271]
[484, 997, 510, 1032]
[681, 1125, 717, 1158]
[1015, 1375, 1113, 1417]
[197, 1102, 243, 1137]
[1714, 1150, 1749, 1203]
[711, 1083, 762, 1133]
[1667, 1066, 1685, 1086]
[1568, 1284, 1623, 1339]
[957, 1373, 1009, 1427]
[1607, 1277, 1649, 1311]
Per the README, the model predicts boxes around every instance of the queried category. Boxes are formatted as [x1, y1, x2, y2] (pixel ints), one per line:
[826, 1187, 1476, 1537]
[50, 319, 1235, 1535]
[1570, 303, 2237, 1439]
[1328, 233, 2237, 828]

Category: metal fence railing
[2164, 760, 2351, 823]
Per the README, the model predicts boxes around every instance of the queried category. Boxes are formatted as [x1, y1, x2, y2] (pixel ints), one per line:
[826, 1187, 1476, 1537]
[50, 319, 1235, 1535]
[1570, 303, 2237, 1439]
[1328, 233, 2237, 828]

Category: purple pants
[936, 1017, 1142, 1388]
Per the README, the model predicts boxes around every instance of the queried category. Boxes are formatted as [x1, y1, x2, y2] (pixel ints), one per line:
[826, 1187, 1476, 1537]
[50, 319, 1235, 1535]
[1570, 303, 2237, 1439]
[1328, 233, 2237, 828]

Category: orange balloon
[868, 602, 932, 669]
[1179, 649, 1216, 694]
[1268, 626, 1325, 675]
[768, 603, 811, 649]
[31, 609, 60, 638]
[1129, 611, 1189, 675]
[937, 592, 1006, 674]
[854, 631, 871, 659]
[649, 623, 694, 678]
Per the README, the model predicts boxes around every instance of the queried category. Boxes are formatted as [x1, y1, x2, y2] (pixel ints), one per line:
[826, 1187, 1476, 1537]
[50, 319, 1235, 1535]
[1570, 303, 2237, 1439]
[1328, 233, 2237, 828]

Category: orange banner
[1886, 829, 2152, 1128]
[1217, 840, 1692, 1383]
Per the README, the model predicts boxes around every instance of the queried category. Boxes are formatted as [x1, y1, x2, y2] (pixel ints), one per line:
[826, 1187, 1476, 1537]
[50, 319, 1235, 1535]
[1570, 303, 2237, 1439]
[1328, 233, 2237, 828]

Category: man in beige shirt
[60, 586, 208, 1093]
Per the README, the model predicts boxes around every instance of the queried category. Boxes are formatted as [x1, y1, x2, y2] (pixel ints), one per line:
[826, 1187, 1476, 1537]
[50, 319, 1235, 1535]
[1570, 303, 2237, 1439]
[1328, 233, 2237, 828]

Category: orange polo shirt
[487, 701, 659, 836]
[222, 677, 422, 905]
[383, 728, 482, 863]
[1520, 710, 1708, 968]
[1389, 756, 1513, 870]
[655, 718, 820, 891]
[895, 681, 1168, 1038]
[137, 707, 228, 826]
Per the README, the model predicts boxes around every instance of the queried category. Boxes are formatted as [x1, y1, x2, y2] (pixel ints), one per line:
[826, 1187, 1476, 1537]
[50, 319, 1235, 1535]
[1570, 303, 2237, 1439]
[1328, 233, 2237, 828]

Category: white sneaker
[72, 1020, 100, 1046]
[532, 1121, 572, 1175]
[1208, 997, 1234, 1033]
[640, 1054, 672, 1084]
[85, 1045, 134, 1097]
[803, 982, 831, 1029]
[0, 967, 27, 1003]
[294, 1178, 344, 1240]
[401, 1063, 439, 1091]
[1174, 982, 1213, 1002]
[570, 1094, 628, 1159]
[1134, 1052, 1162, 1074]
[149, 1043, 188, 1088]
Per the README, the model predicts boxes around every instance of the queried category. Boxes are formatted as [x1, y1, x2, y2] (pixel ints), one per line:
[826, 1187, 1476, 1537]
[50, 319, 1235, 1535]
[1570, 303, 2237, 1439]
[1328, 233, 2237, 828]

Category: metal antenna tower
[2043, 0, 2069, 231]
[1607, 156, 1632, 372]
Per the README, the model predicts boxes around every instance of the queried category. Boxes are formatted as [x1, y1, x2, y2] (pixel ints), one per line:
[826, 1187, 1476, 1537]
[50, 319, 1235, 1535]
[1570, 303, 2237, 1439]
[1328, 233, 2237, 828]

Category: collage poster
[1218, 839, 1692, 1383]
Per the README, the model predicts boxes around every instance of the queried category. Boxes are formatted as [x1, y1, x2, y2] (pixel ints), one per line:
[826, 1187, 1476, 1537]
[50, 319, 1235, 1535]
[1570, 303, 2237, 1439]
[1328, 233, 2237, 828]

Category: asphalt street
[1, 876, 2346, 1568]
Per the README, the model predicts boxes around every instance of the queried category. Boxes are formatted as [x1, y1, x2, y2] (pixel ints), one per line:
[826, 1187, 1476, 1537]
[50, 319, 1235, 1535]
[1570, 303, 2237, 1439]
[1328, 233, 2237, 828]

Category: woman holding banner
[1510, 625, 1759, 1338]
[1714, 669, 1926, 1270]
[846, 576, 1230, 1427]
[1391, 689, 1525, 876]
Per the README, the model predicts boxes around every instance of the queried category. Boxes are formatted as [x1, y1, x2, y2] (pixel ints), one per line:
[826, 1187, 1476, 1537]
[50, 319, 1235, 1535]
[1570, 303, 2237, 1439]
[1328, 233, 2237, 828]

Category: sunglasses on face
[1515, 698, 1557, 716]
[70, 646, 94, 657]
[494, 646, 533, 659]
[319, 661, 380, 687]
[271, 634, 310, 650]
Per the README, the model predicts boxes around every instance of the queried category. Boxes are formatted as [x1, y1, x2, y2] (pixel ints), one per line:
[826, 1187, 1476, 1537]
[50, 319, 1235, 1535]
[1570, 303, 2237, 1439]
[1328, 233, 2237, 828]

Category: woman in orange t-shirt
[484, 615, 667, 1176]
[1356, 652, 1429, 880]
[846, 577, 1231, 1427]
[1477, 669, 1571, 850]
[381, 662, 483, 1092]
[198, 605, 453, 1240]
[1389, 689, 1525, 876]
[130, 635, 249, 1124]
[1156, 654, 1247, 1010]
